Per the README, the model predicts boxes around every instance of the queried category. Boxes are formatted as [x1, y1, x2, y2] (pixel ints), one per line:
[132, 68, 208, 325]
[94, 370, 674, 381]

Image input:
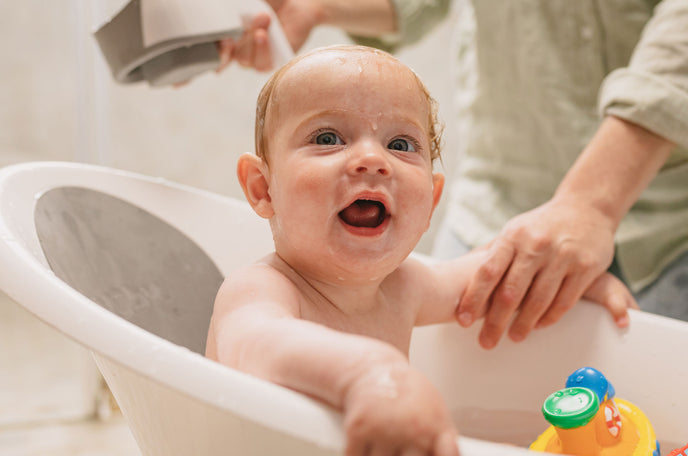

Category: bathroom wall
[0, 0, 460, 427]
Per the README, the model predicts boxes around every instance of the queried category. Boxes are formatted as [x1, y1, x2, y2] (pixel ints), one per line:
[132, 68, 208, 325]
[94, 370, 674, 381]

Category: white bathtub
[0, 161, 686, 456]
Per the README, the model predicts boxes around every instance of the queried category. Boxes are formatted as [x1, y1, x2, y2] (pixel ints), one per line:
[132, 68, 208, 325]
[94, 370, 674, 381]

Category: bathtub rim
[0, 161, 638, 456]
[0, 160, 348, 451]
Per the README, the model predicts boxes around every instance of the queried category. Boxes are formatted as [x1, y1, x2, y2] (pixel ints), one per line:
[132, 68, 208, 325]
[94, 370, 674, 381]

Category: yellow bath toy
[530, 367, 659, 456]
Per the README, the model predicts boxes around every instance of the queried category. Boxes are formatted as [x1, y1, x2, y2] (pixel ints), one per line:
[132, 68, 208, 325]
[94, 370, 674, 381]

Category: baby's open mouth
[339, 199, 388, 228]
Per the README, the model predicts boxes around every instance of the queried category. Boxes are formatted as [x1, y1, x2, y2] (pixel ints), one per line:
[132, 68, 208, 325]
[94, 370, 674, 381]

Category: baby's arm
[208, 263, 459, 456]
[411, 249, 636, 347]
[410, 248, 490, 326]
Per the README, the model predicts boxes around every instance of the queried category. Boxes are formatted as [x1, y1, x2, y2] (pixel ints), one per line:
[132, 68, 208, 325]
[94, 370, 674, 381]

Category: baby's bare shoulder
[392, 255, 435, 288]
[215, 256, 302, 316]
[385, 257, 436, 305]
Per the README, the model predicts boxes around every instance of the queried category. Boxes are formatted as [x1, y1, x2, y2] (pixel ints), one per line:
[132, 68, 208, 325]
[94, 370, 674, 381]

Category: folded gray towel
[94, 0, 291, 87]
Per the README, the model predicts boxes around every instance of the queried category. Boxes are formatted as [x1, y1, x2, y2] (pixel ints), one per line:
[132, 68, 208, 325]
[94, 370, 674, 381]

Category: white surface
[1, 161, 686, 456]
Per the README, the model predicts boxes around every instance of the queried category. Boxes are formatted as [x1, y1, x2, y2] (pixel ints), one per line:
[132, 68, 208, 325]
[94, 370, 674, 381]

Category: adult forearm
[309, 0, 397, 36]
[553, 115, 675, 229]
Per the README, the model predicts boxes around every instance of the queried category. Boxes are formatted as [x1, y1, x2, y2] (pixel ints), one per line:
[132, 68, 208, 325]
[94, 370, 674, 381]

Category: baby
[206, 45, 634, 456]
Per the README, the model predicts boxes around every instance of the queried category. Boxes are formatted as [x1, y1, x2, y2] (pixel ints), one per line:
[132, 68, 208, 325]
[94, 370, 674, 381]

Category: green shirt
[361, 0, 688, 291]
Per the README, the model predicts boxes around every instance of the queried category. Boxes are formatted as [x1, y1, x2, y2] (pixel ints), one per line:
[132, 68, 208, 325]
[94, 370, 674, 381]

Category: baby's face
[262, 49, 443, 282]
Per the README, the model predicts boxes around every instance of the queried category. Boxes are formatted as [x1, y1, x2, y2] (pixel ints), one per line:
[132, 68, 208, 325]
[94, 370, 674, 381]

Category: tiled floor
[0, 413, 140, 456]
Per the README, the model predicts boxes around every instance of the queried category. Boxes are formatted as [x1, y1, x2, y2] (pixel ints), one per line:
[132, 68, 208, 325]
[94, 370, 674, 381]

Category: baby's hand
[342, 364, 460, 456]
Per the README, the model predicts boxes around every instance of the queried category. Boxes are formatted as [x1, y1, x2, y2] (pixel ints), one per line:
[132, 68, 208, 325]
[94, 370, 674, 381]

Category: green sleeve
[599, 0, 688, 149]
[350, 0, 451, 53]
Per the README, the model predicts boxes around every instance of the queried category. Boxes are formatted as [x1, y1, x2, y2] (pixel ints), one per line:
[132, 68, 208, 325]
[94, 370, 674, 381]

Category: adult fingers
[345, 438, 370, 456]
[535, 273, 591, 329]
[252, 27, 273, 72]
[506, 258, 569, 342]
[172, 79, 190, 88]
[233, 34, 255, 68]
[248, 13, 272, 71]
[216, 38, 235, 73]
[434, 431, 460, 456]
[456, 239, 515, 328]
[368, 442, 401, 456]
[477, 249, 544, 349]
[233, 14, 271, 68]
[399, 448, 426, 456]
[250, 12, 271, 31]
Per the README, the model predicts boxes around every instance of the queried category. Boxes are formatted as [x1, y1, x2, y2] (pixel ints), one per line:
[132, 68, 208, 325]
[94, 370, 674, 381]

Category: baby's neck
[264, 253, 415, 355]
[269, 252, 387, 314]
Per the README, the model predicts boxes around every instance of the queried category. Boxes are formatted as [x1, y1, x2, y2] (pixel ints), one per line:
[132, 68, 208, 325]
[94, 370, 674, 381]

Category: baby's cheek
[297, 176, 336, 204]
[398, 195, 434, 230]
[301, 175, 330, 194]
[407, 184, 436, 211]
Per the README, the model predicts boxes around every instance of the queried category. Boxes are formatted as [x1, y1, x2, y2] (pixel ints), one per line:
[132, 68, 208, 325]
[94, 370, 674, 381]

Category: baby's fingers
[582, 273, 637, 328]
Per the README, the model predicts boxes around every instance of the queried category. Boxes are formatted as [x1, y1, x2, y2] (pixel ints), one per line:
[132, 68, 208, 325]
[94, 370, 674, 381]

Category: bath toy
[668, 443, 688, 456]
[530, 367, 659, 456]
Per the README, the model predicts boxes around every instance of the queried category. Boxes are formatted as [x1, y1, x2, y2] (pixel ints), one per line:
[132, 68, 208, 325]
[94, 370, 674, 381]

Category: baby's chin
[332, 246, 415, 276]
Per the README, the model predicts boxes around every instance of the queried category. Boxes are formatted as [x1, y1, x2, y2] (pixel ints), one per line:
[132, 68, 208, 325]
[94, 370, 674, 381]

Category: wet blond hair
[254, 45, 443, 166]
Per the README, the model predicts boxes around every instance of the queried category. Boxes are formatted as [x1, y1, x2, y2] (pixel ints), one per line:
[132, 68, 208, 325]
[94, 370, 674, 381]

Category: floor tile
[0, 414, 140, 456]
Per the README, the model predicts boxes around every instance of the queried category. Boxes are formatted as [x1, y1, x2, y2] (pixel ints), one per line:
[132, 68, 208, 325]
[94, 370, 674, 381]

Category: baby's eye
[388, 138, 416, 152]
[315, 131, 343, 146]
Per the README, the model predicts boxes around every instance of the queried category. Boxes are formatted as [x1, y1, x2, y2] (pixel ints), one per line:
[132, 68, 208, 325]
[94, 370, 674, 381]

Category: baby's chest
[312, 309, 416, 355]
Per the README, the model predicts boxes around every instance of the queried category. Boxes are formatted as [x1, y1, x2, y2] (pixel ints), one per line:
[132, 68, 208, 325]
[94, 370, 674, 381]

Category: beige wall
[1, 1, 459, 252]
[0, 0, 459, 426]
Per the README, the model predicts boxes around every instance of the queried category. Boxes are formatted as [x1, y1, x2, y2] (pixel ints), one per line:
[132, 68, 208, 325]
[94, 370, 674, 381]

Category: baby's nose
[347, 143, 391, 176]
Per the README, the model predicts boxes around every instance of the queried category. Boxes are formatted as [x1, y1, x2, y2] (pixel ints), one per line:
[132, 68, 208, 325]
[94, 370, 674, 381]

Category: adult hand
[455, 197, 617, 349]
[343, 364, 460, 456]
[217, 0, 319, 72]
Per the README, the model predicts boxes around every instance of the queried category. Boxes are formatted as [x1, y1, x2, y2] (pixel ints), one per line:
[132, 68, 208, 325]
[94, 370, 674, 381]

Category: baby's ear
[431, 172, 445, 212]
[237, 153, 274, 218]
[425, 172, 444, 231]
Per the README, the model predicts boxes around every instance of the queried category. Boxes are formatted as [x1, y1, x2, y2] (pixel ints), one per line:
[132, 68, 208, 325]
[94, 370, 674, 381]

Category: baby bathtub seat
[0, 161, 687, 456]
